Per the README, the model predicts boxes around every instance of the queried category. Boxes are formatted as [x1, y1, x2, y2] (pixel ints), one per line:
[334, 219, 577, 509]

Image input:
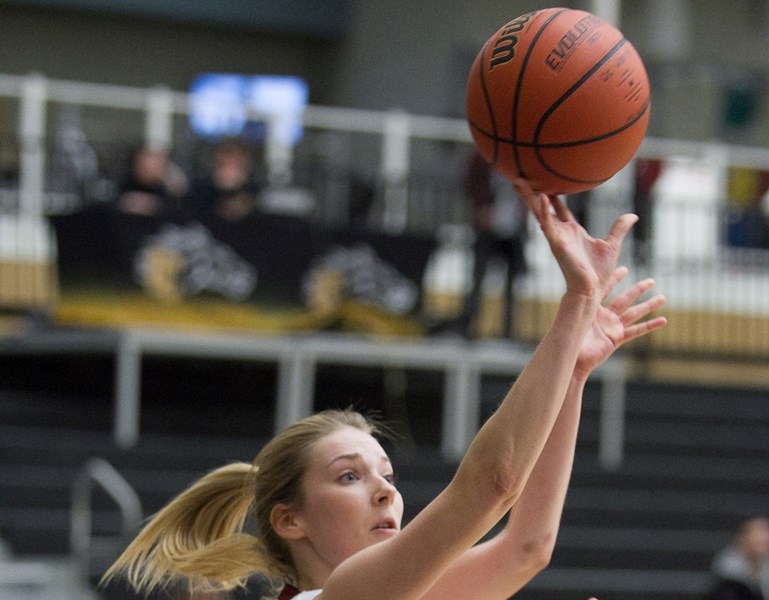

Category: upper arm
[321, 481, 509, 600]
[418, 530, 546, 600]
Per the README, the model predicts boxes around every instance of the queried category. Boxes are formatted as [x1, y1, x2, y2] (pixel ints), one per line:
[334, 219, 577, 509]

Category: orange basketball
[466, 8, 650, 195]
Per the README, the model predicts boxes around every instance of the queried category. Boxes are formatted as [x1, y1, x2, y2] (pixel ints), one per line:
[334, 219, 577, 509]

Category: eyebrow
[326, 453, 391, 469]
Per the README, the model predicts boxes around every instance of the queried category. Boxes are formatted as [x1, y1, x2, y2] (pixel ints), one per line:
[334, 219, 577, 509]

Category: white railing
[70, 457, 142, 584]
[1, 72, 768, 466]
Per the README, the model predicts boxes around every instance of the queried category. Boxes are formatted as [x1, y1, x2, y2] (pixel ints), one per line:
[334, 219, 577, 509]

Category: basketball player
[102, 184, 666, 600]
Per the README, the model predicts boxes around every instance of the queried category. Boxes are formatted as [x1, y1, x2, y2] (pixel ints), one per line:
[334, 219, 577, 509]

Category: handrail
[70, 457, 142, 584]
[5, 71, 769, 224]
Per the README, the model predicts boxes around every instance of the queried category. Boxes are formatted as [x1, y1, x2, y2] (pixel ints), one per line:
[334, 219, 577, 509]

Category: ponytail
[103, 409, 382, 597]
[101, 462, 279, 594]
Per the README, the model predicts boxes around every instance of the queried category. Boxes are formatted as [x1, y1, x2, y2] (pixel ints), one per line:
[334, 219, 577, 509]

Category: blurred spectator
[454, 150, 527, 339]
[632, 157, 663, 265]
[708, 516, 769, 600]
[188, 139, 262, 222]
[566, 189, 590, 228]
[347, 173, 376, 230]
[728, 193, 769, 249]
[116, 146, 188, 216]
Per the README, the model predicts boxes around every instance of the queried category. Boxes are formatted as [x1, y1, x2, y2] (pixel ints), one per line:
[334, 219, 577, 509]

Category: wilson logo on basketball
[489, 12, 534, 70]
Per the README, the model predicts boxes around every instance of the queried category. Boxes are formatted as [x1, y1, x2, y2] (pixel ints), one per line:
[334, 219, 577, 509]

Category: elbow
[487, 462, 527, 506]
[529, 541, 555, 575]
[517, 532, 556, 578]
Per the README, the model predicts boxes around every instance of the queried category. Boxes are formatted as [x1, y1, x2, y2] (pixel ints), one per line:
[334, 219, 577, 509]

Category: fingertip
[638, 277, 655, 289]
[512, 177, 533, 196]
[612, 266, 629, 285]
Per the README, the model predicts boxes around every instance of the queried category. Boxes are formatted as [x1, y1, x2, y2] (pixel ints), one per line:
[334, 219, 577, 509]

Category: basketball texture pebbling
[466, 7, 650, 195]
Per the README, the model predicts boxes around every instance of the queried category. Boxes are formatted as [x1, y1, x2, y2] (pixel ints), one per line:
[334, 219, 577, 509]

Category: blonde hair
[101, 408, 379, 596]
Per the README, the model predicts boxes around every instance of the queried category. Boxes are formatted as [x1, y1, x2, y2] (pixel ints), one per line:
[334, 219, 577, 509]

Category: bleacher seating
[1, 351, 768, 600]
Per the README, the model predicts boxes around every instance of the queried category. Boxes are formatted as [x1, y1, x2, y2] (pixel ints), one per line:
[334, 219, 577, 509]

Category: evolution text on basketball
[544, 14, 602, 71]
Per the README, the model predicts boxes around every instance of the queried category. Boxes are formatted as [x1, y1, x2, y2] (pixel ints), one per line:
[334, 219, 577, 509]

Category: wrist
[571, 364, 592, 384]
[550, 290, 600, 353]
[560, 288, 601, 313]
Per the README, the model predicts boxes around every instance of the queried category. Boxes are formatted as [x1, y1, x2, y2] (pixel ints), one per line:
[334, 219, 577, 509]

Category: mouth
[372, 518, 398, 532]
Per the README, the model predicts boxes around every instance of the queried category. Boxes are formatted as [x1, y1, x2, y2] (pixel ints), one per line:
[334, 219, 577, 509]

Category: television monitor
[189, 73, 308, 145]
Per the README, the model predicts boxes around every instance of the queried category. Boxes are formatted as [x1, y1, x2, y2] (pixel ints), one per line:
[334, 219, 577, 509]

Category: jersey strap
[278, 584, 300, 600]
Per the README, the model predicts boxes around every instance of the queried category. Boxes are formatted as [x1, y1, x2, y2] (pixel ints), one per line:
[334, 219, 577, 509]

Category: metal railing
[70, 457, 142, 585]
[2, 72, 769, 360]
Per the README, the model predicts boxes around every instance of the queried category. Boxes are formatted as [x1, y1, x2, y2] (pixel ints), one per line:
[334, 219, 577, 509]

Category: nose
[374, 477, 397, 505]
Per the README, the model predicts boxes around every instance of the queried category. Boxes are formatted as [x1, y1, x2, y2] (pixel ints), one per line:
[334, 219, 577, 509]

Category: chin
[371, 528, 399, 539]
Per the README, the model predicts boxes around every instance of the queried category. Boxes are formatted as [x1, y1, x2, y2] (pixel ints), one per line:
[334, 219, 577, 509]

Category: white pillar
[381, 109, 411, 233]
[266, 111, 295, 186]
[19, 73, 47, 218]
[145, 85, 174, 151]
[641, 0, 691, 61]
[590, 0, 621, 26]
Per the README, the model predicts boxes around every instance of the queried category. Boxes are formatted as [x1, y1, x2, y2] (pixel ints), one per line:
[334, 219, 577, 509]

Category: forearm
[455, 291, 598, 507]
[414, 345, 593, 600]
[502, 372, 587, 557]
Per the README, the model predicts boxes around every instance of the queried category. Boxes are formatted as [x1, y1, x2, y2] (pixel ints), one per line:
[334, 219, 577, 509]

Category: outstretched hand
[512, 179, 636, 300]
[575, 267, 667, 378]
[511, 178, 666, 375]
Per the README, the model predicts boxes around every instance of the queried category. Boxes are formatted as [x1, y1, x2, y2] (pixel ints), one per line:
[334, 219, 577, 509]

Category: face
[213, 150, 249, 190]
[292, 426, 404, 572]
[134, 149, 166, 185]
[740, 518, 769, 562]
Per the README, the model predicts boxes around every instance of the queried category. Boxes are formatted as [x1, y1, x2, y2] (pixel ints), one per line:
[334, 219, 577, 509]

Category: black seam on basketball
[477, 39, 499, 166]
[468, 95, 648, 148]
[532, 37, 638, 184]
[512, 8, 568, 179]
[539, 98, 649, 148]
[533, 38, 628, 147]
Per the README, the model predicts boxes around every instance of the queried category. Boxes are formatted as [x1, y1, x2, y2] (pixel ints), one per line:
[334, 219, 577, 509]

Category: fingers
[621, 314, 668, 345]
[549, 194, 575, 222]
[512, 178, 540, 214]
[605, 213, 639, 247]
[607, 276, 666, 327]
[603, 275, 667, 347]
[620, 293, 667, 327]
[603, 266, 629, 302]
[512, 178, 570, 225]
[608, 277, 656, 313]
[613, 283, 667, 347]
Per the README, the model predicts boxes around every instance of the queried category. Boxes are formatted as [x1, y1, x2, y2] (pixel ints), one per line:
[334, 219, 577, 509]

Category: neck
[289, 540, 335, 592]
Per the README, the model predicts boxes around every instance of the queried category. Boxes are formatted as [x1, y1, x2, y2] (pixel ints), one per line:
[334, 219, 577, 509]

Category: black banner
[50, 207, 436, 336]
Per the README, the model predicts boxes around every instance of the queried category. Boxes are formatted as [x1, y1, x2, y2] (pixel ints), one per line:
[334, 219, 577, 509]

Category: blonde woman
[103, 188, 667, 600]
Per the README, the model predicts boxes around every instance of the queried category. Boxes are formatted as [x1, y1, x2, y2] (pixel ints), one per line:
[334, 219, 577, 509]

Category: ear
[270, 503, 306, 541]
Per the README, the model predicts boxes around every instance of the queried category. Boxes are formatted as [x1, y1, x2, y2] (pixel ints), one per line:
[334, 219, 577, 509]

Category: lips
[372, 517, 397, 531]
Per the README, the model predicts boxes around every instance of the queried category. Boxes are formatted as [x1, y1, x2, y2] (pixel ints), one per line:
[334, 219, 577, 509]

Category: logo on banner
[134, 222, 257, 303]
[302, 243, 419, 315]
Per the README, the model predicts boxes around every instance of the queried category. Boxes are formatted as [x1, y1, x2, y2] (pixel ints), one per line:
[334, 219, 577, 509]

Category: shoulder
[708, 578, 762, 600]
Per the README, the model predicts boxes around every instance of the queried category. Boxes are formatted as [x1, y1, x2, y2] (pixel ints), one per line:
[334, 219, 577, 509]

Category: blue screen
[189, 74, 308, 144]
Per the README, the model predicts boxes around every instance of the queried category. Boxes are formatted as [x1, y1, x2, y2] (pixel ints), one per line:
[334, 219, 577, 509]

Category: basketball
[466, 8, 650, 195]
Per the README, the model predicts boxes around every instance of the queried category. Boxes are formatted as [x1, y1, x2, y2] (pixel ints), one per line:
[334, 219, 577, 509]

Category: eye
[339, 471, 359, 484]
[383, 472, 397, 485]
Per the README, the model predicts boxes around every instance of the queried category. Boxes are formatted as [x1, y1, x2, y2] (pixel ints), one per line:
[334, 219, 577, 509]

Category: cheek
[395, 492, 405, 524]
[303, 489, 360, 531]
[304, 493, 339, 521]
